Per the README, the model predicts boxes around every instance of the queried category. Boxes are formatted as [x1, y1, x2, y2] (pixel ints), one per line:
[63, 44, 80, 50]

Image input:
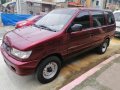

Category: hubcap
[102, 42, 107, 52]
[43, 62, 58, 79]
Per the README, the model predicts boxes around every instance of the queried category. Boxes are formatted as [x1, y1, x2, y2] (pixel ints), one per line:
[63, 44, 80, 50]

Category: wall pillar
[16, 0, 21, 14]
[86, 0, 91, 7]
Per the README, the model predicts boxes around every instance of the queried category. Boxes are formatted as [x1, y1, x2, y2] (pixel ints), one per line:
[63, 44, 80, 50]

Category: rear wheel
[97, 39, 109, 54]
[36, 56, 61, 84]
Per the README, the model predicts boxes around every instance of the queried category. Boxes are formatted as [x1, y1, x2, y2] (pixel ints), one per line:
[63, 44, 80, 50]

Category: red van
[1, 8, 115, 84]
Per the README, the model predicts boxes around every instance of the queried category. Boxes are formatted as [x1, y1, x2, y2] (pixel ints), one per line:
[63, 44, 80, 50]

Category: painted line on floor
[60, 54, 120, 90]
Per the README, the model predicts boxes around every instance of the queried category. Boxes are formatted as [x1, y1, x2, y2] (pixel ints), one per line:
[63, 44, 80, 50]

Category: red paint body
[1, 8, 116, 75]
[15, 15, 43, 29]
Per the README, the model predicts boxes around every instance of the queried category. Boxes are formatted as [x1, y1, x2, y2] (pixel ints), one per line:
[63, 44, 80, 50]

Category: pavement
[60, 54, 120, 90]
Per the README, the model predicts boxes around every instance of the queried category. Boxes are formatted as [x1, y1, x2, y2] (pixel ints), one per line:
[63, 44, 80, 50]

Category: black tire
[97, 39, 109, 54]
[36, 56, 61, 84]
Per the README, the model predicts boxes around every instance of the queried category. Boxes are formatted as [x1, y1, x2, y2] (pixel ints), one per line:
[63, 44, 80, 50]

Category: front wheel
[97, 39, 109, 54]
[36, 56, 61, 84]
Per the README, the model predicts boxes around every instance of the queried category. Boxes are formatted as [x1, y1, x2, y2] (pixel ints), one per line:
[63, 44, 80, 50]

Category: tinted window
[91, 11, 105, 27]
[73, 11, 90, 29]
[105, 12, 115, 24]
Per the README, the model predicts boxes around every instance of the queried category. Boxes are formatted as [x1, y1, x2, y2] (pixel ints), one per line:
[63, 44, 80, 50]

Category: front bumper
[1, 47, 38, 75]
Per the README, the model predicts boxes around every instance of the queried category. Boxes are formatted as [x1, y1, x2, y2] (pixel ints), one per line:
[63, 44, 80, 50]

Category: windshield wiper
[33, 24, 40, 28]
[39, 25, 56, 32]
[33, 24, 56, 32]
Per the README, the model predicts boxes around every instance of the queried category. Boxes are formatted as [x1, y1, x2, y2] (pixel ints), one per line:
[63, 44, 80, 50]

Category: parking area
[61, 54, 120, 90]
[0, 26, 120, 90]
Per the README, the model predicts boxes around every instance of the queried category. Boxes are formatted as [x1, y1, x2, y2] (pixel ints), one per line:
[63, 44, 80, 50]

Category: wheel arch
[104, 36, 110, 46]
[36, 53, 63, 70]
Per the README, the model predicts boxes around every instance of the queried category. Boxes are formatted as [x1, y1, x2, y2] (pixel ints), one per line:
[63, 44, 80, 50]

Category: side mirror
[70, 24, 82, 32]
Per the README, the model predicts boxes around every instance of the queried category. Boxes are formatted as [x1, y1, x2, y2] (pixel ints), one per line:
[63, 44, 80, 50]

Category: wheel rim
[43, 62, 58, 79]
[102, 42, 107, 52]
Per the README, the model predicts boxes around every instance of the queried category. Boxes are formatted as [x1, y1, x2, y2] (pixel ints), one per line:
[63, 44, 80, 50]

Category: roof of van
[59, 7, 112, 12]
[80, 8, 112, 11]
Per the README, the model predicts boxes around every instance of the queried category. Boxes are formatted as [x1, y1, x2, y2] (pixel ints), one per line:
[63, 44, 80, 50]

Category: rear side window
[73, 11, 90, 29]
[105, 12, 115, 25]
[91, 11, 106, 27]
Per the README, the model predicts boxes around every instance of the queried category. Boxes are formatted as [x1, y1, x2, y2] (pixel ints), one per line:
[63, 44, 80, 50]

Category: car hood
[4, 26, 58, 50]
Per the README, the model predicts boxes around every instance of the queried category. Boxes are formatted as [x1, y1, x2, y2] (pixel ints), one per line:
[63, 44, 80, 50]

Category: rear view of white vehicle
[114, 10, 120, 37]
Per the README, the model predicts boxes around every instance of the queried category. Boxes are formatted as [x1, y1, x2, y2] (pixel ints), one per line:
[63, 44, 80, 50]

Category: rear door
[105, 11, 116, 34]
[89, 10, 107, 45]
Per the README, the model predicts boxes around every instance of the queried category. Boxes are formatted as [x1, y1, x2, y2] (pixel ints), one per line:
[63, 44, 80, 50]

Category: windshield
[35, 9, 76, 31]
[114, 12, 120, 21]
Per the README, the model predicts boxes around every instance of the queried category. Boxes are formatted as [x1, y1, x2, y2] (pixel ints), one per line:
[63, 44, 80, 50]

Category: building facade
[17, 0, 67, 14]
[80, 0, 120, 10]
[106, 0, 120, 10]
[90, 0, 104, 9]
[16, 0, 120, 14]
[67, 0, 103, 8]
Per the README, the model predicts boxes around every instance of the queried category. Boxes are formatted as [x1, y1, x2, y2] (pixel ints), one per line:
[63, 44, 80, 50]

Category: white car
[113, 10, 120, 37]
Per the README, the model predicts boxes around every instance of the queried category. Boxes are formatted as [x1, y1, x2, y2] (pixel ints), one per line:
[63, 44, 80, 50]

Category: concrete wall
[0, 13, 3, 26]
[18, 0, 66, 15]
[16, 0, 28, 14]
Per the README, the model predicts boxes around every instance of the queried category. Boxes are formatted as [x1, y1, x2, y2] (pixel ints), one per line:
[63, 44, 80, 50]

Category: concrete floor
[73, 57, 120, 90]
[0, 26, 120, 90]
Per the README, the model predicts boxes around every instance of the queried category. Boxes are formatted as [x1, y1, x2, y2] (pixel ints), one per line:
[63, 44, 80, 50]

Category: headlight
[11, 48, 32, 59]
